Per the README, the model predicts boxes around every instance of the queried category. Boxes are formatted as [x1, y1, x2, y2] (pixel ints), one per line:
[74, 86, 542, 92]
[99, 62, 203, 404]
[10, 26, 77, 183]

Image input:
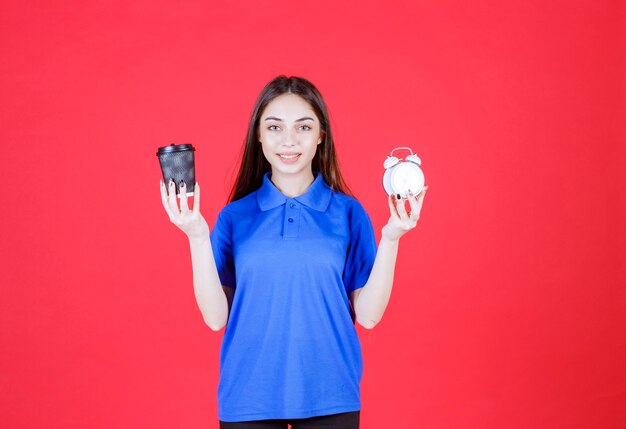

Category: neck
[270, 169, 316, 198]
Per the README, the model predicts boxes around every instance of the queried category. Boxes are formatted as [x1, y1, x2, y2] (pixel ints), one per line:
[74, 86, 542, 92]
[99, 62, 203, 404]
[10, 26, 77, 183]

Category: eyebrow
[263, 116, 316, 122]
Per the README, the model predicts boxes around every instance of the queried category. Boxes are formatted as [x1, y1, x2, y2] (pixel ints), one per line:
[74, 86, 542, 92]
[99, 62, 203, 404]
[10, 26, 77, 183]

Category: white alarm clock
[383, 147, 425, 198]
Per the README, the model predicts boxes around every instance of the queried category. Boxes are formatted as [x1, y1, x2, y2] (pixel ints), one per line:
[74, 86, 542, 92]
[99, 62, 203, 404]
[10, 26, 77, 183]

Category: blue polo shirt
[210, 170, 378, 422]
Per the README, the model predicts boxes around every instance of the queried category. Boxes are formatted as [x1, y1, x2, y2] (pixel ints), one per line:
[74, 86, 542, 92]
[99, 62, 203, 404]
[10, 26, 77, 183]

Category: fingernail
[396, 193, 401, 199]
[180, 180, 185, 187]
[169, 179, 174, 186]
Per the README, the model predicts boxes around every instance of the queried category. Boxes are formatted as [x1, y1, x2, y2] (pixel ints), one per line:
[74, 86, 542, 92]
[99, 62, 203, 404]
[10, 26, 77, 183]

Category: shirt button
[290, 203, 296, 208]
[288, 218, 294, 223]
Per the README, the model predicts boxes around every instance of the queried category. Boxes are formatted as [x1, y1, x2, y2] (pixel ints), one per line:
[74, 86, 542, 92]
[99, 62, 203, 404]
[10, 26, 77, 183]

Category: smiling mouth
[278, 153, 301, 159]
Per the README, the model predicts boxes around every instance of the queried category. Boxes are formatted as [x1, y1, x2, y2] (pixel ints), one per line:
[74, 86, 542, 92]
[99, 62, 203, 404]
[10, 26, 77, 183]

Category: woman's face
[257, 93, 322, 179]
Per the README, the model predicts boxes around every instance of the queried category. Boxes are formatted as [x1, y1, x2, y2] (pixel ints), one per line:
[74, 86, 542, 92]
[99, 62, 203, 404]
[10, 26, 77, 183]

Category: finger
[387, 194, 400, 219]
[418, 185, 428, 201]
[407, 190, 421, 220]
[192, 182, 200, 215]
[179, 180, 190, 213]
[395, 193, 409, 220]
[160, 180, 175, 220]
[167, 179, 180, 214]
[409, 186, 428, 219]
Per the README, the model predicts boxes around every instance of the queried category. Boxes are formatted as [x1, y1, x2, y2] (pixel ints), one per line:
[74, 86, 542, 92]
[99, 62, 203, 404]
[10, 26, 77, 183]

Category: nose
[283, 130, 296, 147]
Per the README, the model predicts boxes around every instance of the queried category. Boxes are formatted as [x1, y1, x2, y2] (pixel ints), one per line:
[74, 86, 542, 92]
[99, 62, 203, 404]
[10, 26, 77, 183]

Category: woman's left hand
[381, 186, 429, 242]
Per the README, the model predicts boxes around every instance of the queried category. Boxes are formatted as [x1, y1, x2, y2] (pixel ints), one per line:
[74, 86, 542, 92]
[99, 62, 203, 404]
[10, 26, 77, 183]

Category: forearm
[354, 235, 399, 328]
[188, 234, 229, 331]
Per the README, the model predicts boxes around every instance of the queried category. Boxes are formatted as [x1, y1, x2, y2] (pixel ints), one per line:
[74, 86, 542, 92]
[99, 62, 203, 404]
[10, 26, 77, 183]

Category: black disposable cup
[156, 143, 196, 197]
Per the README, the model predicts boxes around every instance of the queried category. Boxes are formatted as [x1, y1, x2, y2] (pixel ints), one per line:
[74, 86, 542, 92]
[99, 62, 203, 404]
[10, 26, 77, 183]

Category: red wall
[1, 1, 624, 428]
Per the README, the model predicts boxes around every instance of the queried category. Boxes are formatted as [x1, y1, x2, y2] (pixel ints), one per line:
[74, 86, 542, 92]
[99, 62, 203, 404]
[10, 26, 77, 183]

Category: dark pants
[219, 410, 360, 429]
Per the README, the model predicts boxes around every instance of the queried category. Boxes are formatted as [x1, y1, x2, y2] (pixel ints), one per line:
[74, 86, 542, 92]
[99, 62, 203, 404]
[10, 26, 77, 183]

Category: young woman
[159, 76, 428, 429]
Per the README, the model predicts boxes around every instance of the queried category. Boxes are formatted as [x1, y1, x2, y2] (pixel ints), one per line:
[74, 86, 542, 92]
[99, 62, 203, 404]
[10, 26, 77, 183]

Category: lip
[276, 152, 301, 164]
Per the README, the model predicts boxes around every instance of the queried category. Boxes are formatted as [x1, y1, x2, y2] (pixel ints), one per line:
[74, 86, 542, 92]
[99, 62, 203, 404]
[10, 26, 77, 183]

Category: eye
[299, 124, 312, 131]
[267, 125, 280, 131]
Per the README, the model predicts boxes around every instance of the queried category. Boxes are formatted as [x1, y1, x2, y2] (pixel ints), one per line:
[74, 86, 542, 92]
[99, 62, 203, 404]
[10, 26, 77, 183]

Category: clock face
[390, 163, 424, 197]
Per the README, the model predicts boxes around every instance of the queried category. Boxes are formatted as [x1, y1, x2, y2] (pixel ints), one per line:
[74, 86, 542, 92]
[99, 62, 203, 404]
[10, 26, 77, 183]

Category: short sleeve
[210, 209, 236, 288]
[342, 201, 378, 294]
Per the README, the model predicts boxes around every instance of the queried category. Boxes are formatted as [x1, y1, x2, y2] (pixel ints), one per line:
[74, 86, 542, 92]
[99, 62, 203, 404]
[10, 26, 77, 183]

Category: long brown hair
[227, 75, 354, 203]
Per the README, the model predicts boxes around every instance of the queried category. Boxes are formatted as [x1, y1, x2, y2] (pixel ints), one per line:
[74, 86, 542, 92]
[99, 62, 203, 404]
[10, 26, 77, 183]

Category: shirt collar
[257, 171, 332, 212]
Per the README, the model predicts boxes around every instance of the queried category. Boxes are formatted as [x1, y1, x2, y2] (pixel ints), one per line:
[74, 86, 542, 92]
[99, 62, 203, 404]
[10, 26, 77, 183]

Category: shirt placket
[283, 199, 300, 240]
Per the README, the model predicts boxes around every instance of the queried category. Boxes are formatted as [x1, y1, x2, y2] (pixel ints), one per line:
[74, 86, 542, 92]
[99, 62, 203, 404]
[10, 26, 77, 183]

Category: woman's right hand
[160, 179, 210, 241]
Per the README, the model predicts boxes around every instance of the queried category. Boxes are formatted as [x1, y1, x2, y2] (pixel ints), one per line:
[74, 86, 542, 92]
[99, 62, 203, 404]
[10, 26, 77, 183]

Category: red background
[1, 1, 624, 428]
